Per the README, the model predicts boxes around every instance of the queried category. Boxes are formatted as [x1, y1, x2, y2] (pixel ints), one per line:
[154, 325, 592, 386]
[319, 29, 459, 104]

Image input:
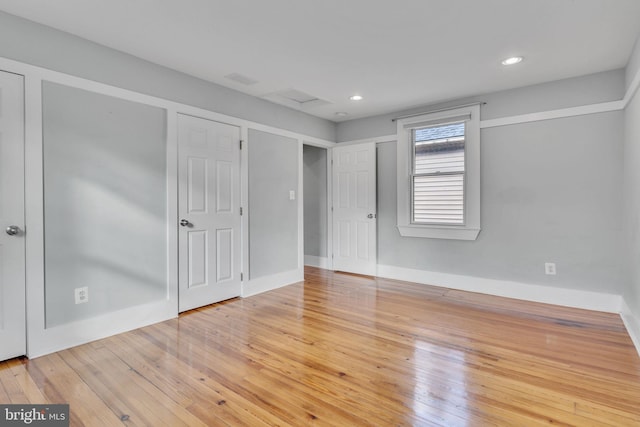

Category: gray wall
[623, 66, 640, 316]
[626, 37, 640, 90]
[377, 113, 624, 293]
[339, 70, 627, 295]
[337, 69, 624, 142]
[0, 11, 335, 141]
[43, 82, 167, 327]
[248, 129, 299, 279]
[303, 145, 328, 258]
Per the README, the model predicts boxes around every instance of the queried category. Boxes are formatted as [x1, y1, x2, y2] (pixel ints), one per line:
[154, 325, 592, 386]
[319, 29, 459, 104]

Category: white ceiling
[1, 0, 639, 122]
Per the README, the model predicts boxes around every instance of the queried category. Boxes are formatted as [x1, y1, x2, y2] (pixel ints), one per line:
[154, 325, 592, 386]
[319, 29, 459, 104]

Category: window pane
[413, 174, 464, 224]
[412, 121, 465, 224]
[414, 122, 465, 174]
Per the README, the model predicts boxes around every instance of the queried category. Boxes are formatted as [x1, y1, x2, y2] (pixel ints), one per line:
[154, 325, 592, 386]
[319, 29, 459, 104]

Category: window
[396, 104, 480, 240]
[412, 122, 465, 225]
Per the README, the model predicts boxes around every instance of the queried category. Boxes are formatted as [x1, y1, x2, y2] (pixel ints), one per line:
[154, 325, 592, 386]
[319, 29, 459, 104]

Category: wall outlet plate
[75, 286, 89, 304]
[544, 262, 557, 275]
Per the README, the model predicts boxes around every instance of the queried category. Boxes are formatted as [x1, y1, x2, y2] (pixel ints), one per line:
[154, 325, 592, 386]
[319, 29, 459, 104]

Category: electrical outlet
[75, 286, 89, 304]
[544, 262, 557, 275]
[289, 190, 296, 200]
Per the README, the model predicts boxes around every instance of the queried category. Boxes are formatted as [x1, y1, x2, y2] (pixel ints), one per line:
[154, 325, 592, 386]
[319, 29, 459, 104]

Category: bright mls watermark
[0, 405, 69, 426]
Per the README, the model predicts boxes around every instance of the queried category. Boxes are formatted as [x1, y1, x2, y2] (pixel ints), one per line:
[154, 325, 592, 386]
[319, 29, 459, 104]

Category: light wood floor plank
[22, 353, 118, 426]
[61, 343, 209, 427]
[1, 266, 639, 426]
[107, 332, 286, 426]
[4, 358, 47, 404]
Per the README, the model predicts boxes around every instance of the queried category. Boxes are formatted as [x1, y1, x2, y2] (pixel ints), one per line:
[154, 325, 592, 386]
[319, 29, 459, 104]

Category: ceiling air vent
[278, 88, 319, 103]
[262, 88, 331, 110]
[224, 72, 258, 85]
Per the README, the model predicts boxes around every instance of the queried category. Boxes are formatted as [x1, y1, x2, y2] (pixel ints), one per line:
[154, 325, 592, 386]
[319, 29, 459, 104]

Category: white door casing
[178, 114, 242, 312]
[0, 70, 26, 361]
[332, 142, 377, 275]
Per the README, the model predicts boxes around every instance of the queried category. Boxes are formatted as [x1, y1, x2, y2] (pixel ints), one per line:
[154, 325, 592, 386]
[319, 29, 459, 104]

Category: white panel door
[332, 142, 377, 275]
[178, 114, 241, 312]
[0, 71, 26, 361]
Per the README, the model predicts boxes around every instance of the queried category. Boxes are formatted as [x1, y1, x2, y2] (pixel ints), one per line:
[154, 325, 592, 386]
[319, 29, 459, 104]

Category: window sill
[397, 225, 480, 241]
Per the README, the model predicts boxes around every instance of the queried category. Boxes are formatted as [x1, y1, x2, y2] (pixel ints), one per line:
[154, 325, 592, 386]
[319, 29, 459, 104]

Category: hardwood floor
[2, 266, 640, 426]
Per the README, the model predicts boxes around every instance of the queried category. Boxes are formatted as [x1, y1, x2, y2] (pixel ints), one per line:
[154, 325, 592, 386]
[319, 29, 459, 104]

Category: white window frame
[396, 104, 481, 240]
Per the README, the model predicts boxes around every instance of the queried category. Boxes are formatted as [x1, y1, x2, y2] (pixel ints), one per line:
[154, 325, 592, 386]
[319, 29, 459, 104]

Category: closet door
[0, 70, 26, 361]
[178, 114, 242, 312]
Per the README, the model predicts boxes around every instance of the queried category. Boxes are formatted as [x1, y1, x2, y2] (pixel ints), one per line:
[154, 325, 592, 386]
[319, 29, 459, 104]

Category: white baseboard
[621, 300, 640, 358]
[377, 264, 623, 313]
[242, 268, 304, 298]
[29, 266, 305, 358]
[304, 255, 330, 269]
[28, 299, 177, 359]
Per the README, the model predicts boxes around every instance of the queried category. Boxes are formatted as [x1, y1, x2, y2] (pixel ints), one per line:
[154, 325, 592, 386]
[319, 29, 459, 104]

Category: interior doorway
[303, 144, 329, 269]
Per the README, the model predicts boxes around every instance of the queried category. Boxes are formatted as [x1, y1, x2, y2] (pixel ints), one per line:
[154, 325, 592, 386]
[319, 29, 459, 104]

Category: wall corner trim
[621, 300, 640, 358]
[624, 62, 640, 108]
[304, 255, 330, 269]
[242, 268, 303, 298]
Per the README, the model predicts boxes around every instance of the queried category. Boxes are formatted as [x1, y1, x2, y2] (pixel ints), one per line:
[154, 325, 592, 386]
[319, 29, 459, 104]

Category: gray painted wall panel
[303, 145, 327, 257]
[623, 85, 640, 315]
[248, 129, 299, 279]
[626, 36, 640, 90]
[377, 111, 624, 294]
[43, 82, 167, 327]
[0, 11, 335, 141]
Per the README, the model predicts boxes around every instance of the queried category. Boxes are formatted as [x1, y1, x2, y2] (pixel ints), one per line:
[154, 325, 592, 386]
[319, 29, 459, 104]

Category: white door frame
[0, 70, 26, 361]
[302, 142, 333, 270]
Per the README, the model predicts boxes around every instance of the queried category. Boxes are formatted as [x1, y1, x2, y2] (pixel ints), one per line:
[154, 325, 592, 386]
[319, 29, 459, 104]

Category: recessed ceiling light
[349, 95, 363, 101]
[501, 56, 523, 66]
[335, 112, 348, 117]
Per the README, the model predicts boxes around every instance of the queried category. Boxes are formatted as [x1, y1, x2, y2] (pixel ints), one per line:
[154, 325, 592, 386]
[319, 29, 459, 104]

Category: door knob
[5, 225, 20, 236]
[367, 213, 376, 219]
[180, 219, 191, 227]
